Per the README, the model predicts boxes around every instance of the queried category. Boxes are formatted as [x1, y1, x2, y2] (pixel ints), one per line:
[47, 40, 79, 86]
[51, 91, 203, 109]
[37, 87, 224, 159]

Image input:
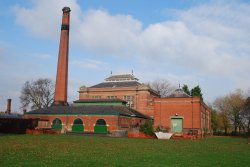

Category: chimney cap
[62, 7, 71, 13]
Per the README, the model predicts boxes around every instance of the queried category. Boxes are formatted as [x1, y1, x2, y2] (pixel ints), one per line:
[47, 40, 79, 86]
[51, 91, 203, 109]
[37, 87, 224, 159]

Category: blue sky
[0, 0, 250, 112]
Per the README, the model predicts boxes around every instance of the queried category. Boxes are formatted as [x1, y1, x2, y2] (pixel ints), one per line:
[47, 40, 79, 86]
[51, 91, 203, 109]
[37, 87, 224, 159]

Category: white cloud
[74, 2, 250, 81]
[176, 1, 250, 76]
[13, 0, 81, 39]
[76, 9, 141, 56]
[12, 0, 250, 103]
[14, 1, 250, 78]
[71, 59, 107, 70]
[32, 53, 52, 60]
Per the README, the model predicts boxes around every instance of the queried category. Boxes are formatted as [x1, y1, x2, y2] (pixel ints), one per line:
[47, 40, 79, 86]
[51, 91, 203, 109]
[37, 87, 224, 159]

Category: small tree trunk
[234, 116, 237, 133]
[224, 126, 227, 134]
[248, 122, 250, 135]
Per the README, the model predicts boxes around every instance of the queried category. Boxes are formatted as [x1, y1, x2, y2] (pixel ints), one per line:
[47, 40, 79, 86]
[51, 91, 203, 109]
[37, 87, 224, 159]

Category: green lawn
[0, 134, 249, 167]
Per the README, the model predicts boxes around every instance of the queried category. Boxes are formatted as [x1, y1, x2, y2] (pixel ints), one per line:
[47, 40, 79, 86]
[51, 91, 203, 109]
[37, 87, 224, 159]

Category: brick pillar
[53, 7, 71, 106]
[6, 99, 11, 115]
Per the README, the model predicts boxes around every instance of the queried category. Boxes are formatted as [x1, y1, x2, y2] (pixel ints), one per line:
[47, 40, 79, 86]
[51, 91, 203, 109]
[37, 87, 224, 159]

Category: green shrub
[139, 122, 154, 136]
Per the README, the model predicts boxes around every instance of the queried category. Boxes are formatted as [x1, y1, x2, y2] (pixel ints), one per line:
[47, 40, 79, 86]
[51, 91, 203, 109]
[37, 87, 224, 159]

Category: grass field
[0, 134, 249, 167]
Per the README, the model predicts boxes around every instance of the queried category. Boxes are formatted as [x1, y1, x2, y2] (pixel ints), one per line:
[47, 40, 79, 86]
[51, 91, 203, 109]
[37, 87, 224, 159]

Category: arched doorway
[51, 118, 62, 130]
[94, 119, 107, 133]
[72, 118, 84, 132]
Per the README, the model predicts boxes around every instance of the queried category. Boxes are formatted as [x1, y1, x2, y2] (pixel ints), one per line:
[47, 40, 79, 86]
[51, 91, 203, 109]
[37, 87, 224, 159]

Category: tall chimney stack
[53, 7, 71, 106]
[6, 99, 11, 115]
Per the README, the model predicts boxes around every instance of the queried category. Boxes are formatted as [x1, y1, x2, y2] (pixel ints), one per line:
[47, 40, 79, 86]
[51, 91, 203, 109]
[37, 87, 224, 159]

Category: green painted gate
[72, 118, 84, 132]
[51, 118, 62, 130]
[171, 118, 183, 132]
[94, 119, 108, 133]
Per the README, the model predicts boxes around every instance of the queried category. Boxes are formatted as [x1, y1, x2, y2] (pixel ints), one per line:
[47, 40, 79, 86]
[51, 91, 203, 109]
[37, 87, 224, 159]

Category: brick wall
[79, 87, 158, 117]
[24, 114, 148, 133]
[153, 97, 211, 135]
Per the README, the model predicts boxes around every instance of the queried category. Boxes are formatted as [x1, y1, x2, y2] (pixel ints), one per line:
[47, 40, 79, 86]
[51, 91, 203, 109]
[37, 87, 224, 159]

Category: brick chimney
[53, 7, 71, 106]
[6, 99, 11, 115]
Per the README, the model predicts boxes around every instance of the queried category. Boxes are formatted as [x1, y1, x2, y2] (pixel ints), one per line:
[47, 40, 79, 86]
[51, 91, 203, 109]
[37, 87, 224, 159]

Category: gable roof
[0, 114, 23, 119]
[168, 88, 191, 98]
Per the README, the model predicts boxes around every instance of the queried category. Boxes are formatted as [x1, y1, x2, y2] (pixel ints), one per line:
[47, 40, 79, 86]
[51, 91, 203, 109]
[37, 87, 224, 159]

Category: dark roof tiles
[168, 88, 191, 98]
[105, 74, 138, 81]
[26, 105, 151, 119]
[74, 99, 127, 103]
[90, 81, 141, 88]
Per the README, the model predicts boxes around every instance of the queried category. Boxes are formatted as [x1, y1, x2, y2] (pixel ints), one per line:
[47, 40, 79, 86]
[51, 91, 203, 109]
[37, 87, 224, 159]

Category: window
[107, 96, 117, 99]
[124, 96, 134, 108]
[92, 96, 101, 99]
[94, 119, 107, 133]
[52, 118, 62, 125]
[72, 118, 84, 132]
[51, 118, 62, 130]
[96, 119, 107, 126]
[73, 118, 83, 125]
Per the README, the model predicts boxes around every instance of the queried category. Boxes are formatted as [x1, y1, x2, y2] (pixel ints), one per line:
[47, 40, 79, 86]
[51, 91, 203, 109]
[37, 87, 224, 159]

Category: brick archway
[94, 119, 107, 133]
[51, 118, 62, 130]
[72, 118, 84, 132]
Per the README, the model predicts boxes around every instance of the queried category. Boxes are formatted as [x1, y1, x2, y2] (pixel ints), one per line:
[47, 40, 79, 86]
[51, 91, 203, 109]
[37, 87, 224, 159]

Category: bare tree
[148, 79, 175, 97]
[213, 89, 246, 134]
[226, 90, 245, 133]
[213, 97, 231, 134]
[20, 78, 55, 110]
[241, 97, 250, 134]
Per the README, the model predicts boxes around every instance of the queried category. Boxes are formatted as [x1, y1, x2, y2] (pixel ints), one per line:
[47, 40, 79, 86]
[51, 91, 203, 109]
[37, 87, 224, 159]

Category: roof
[74, 99, 127, 103]
[25, 105, 152, 120]
[168, 88, 191, 98]
[0, 114, 23, 119]
[90, 81, 141, 88]
[105, 74, 138, 82]
[80, 73, 160, 96]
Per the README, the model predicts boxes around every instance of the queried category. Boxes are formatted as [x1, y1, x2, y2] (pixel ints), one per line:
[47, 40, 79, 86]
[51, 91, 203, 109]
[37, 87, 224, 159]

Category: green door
[94, 119, 108, 133]
[171, 118, 183, 132]
[51, 118, 62, 130]
[72, 118, 84, 132]
[94, 125, 107, 133]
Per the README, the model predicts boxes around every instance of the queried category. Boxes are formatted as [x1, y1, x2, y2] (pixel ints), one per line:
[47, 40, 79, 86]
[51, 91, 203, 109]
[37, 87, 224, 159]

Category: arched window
[73, 118, 83, 125]
[94, 119, 107, 133]
[96, 119, 106, 126]
[72, 118, 84, 132]
[51, 118, 62, 130]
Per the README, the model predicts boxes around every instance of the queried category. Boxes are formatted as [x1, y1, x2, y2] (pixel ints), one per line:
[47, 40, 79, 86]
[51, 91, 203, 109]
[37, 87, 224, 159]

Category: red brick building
[79, 74, 160, 118]
[24, 7, 152, 135]
[24, 6, 211, 137]
[153, 88, 211, 136]
[78, 76, 212, 136]
[25, 99, 151, 134]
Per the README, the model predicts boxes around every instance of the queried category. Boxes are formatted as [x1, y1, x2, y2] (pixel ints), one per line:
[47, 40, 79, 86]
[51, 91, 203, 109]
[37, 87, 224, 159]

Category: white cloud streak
[71, 59, 107, 70]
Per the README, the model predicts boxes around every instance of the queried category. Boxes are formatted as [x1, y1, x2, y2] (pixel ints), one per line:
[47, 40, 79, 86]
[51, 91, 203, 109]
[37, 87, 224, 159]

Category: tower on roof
[105, 74, 139, 82]
[168, 88, 191, 98]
